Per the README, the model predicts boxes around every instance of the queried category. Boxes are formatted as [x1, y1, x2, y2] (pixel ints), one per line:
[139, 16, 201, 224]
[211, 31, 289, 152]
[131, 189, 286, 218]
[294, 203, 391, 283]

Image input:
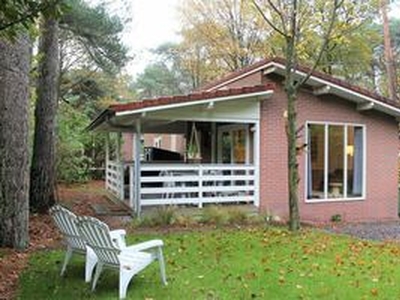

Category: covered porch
[88, 84, 274, 216]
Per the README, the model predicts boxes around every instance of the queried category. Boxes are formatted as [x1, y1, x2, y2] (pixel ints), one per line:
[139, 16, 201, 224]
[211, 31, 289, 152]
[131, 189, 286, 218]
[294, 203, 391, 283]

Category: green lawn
[18, 227, 400, 299]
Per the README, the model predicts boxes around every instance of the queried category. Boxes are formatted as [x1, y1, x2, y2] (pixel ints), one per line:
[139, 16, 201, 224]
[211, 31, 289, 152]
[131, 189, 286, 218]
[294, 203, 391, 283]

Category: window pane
[307, 124, 325, 199]
[328, 126, 344, 198]
[347, 126, 363, 197]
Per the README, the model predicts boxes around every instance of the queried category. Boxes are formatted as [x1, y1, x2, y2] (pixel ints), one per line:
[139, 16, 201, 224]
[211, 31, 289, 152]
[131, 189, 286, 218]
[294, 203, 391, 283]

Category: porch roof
[88, 84, 274, 132]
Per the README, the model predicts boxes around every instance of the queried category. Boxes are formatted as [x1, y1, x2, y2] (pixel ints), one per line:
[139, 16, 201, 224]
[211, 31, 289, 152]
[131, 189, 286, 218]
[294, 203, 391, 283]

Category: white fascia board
[269, 61, 400, 118]
[197, 57, 400, 118]
[115, 90, 274, 117]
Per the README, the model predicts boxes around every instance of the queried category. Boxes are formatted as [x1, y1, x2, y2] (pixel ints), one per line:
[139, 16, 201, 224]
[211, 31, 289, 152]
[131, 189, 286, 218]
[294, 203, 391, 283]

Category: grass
[18, 227, 400, 299]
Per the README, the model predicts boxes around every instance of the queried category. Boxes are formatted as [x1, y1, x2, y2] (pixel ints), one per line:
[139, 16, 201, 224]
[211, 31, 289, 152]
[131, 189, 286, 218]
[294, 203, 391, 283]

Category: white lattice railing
[105, 160, 124, 200]
[140, 164, 255, 207]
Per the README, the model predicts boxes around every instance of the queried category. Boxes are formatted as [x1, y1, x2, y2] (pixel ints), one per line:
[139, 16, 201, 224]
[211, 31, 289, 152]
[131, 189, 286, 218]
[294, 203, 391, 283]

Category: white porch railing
[140, 164, 255, 207]
[105, 162, 257, 209]
[105, 160, 124, 200]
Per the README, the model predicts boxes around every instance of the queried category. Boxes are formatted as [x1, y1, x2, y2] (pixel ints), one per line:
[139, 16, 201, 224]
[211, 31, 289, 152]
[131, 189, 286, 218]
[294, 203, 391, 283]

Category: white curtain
[352, 127, 363, 195]
[307, 126, 313, 198]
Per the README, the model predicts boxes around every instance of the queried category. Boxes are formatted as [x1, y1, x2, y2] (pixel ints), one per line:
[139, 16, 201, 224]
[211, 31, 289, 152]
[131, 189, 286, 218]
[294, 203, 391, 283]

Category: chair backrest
[49, 205, 86, 251]
[76, 216, 120, 266]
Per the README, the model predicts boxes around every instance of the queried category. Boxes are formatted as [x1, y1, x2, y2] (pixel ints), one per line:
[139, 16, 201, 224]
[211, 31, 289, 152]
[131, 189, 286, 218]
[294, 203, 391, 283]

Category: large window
[306, 123, 365, 201]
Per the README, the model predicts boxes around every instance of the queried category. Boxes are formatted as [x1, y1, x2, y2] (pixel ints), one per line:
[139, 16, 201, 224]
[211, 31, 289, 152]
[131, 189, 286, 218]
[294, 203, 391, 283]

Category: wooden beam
[134, 119, 142, 218]
[313, 85, 331, 95]
[357, 102, 374, 111]
[263, 66, 276, 75]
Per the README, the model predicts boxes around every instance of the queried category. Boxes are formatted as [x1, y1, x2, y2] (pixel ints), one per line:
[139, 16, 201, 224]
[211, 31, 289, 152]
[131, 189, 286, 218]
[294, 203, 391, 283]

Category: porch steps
[91, 195, 133, 216]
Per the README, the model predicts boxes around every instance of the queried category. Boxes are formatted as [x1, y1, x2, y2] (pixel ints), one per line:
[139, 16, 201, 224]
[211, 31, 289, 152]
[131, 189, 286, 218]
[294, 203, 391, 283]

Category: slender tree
[30, 13, 60, 213]
[0, 33, 31, 248]
[252, 0, 376, 231]
[381, 0, 397, 100]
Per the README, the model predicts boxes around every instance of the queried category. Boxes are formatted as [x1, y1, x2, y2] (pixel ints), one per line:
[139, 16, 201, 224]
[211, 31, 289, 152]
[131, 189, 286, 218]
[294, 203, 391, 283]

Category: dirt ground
[0, 181, 128, 300]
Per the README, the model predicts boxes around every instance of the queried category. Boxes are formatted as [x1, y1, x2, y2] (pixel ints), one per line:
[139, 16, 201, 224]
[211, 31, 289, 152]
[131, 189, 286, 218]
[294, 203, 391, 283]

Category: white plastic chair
[76, 215, 167, 299]
[49, 205, 126, 282]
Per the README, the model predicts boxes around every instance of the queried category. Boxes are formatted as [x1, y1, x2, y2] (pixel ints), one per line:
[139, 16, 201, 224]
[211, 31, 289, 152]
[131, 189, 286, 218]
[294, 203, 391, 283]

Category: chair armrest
[125, 239, 164, 252]
[110, 229, 126, 237]
[110, 229, 127, 249]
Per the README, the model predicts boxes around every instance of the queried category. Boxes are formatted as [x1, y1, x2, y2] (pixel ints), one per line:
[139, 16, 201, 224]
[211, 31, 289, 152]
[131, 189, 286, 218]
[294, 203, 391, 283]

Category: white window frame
[305, 121, 367, 203]
[217, 124, 250, 164]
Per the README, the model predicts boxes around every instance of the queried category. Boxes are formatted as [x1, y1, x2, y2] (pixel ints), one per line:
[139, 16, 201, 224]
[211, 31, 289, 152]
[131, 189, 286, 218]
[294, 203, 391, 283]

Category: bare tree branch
[251, 0, 288, 38]
[294, 0, 343, 89]
[266, 0, 289, 37]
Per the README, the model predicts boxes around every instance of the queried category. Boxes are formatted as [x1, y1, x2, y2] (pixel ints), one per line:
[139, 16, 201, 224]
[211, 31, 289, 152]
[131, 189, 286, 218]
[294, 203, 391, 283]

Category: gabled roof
[200, 57, 400, 118]
[87, 84, 275, 131]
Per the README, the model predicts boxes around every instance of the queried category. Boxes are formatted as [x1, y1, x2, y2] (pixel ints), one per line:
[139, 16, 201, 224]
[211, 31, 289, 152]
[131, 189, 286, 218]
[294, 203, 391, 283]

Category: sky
[124, 0, 181, 77]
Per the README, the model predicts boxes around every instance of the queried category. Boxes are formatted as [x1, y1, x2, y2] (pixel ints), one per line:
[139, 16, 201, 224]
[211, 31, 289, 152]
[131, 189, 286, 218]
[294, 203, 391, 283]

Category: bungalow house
[88, 57, 400, 223]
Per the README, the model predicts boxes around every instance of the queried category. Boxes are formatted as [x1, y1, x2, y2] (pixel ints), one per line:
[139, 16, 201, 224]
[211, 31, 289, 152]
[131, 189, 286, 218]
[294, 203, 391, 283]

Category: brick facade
[222, 74, 399, 223]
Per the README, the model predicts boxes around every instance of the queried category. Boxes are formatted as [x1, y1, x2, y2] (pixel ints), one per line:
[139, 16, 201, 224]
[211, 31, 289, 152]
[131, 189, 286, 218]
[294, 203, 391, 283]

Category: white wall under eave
[147, 98, 261, 122]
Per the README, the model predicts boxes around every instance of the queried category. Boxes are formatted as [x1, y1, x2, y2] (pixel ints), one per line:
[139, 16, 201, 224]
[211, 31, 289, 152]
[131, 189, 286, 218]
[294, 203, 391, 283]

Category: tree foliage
[0, 0, 62, 38]
[132, 43, 196, 98]
[177, 0, 381, 90]
[58, 68, 133, 182]
[56, 103, 92, 183]
[59, 0, 129, 75]
[180, 0, 271, 72]
[56, 0, 132, 177]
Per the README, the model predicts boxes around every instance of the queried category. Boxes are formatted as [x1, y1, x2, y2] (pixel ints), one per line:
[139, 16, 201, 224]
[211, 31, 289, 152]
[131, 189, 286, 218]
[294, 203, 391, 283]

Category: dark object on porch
[144, 147, 182, 162]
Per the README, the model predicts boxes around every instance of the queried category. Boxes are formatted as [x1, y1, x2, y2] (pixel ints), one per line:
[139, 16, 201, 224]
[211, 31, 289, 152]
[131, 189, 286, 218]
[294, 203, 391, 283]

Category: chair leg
[119, 269, 135, 299]
[91, 262, 104, 291]
[85, 250, 98, 283]
[156, 247, 167, 285]
[61, 247, 73, 276]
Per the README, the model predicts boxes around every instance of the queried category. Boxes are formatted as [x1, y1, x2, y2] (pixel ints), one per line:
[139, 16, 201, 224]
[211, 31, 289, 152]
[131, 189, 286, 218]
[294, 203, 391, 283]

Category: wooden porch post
[134, 119, 142, 218]
[116, 132, 124, 201]
[254, 121, 260, 207]
[129, 133, 135, 209]
[105, 132, 110, 190]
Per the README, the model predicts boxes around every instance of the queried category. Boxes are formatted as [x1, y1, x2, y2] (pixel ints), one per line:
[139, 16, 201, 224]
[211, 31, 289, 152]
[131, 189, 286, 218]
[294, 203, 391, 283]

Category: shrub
[200, 205, 229, 226]
[331, 214, 342, 223]
[134, 206, 177, 227]
[226, 207, 248, 224]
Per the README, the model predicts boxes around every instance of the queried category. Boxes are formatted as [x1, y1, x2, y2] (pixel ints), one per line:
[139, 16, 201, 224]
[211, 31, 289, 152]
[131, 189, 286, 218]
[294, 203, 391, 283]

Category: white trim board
[207, 60, 400, 119]
[115, 90, 274, 117]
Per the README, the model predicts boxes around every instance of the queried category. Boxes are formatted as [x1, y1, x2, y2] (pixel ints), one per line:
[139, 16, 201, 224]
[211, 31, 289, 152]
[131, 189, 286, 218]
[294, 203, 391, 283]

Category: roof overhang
[88, 88, 274, 133]
[207, 60, 400, 120]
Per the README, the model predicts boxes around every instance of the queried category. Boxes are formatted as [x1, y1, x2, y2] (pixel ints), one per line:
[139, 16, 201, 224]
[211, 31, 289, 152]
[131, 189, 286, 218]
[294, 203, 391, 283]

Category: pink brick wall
[259, 82, 399, 223]
[122, 133, 185, 161]
[219, 72, 399, 223]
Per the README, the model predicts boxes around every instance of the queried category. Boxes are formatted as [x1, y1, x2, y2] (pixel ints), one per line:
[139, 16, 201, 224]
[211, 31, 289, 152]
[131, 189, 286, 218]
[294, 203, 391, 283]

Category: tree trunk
[286, 83, 300, 231]
[0, 34, 31, 249]
[30, 16, 59, 213]
[381, 0, 397, 100]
